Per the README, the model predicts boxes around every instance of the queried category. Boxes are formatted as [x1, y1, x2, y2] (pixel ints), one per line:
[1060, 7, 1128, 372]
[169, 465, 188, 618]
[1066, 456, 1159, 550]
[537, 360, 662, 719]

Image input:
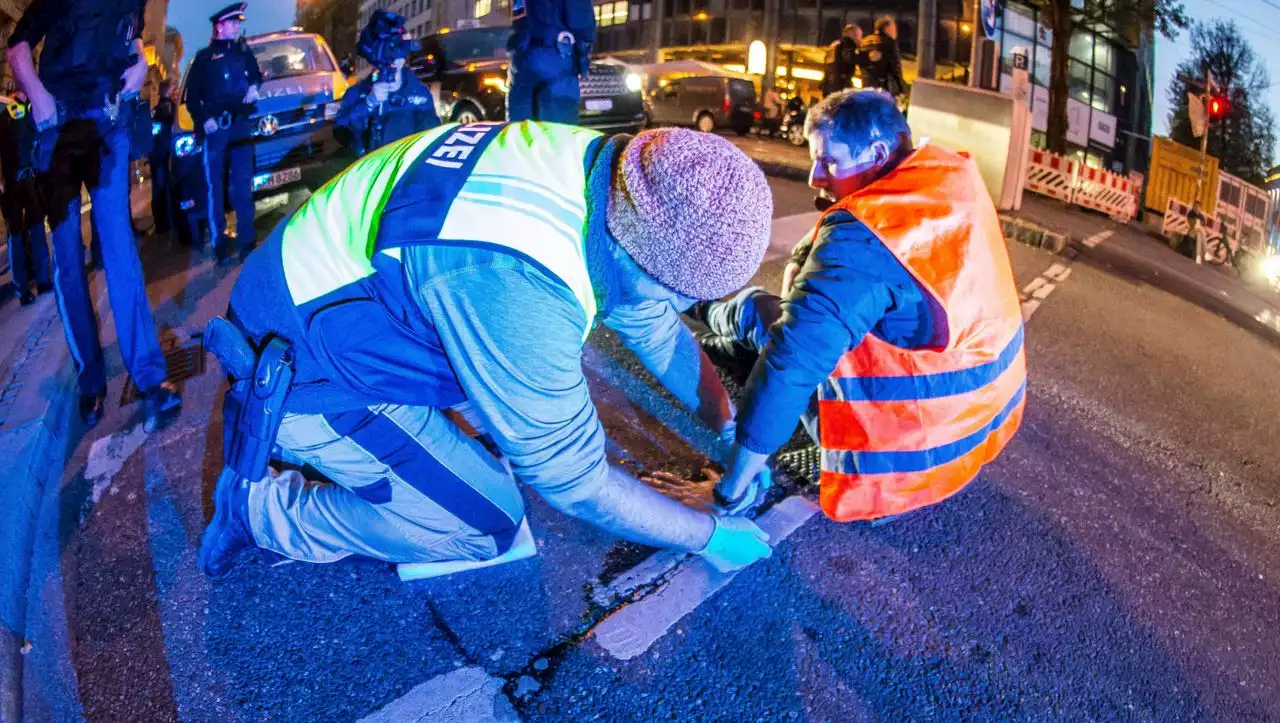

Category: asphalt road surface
[15, 177, 1280, 721]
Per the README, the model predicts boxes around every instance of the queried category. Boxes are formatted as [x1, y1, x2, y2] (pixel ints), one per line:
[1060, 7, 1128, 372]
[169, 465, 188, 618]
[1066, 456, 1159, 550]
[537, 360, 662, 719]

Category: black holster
[206, 316, 295, 483]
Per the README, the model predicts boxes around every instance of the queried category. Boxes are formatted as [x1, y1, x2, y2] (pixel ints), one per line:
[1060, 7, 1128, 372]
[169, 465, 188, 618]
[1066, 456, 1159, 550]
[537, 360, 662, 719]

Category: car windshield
[250, 37, 335, 80]
[438, 28, 511, 64]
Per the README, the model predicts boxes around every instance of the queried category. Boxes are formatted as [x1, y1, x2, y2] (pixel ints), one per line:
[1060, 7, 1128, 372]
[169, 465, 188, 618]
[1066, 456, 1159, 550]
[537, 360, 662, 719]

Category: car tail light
[723, 96, 730, 113]
[753, 111, 762, 120]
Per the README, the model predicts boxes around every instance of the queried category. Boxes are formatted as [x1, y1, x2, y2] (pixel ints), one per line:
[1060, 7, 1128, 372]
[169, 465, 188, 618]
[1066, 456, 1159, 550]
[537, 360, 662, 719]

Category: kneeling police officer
[185, 2, 262, 264]
[335, 11, 440, 157]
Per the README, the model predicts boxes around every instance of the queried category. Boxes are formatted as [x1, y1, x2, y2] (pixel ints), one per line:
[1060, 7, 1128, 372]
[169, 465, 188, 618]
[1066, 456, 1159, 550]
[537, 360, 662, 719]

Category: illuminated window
[595, 1, 628, 26]
[475, 0, 491, 17]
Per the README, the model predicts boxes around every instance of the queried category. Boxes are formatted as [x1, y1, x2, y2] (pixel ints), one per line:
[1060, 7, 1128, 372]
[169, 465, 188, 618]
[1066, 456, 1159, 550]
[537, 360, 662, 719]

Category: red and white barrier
[1022, 149, 1139, 220]
[1073, 165, 1137, 220]
[1024, 149, 1077, 204]
[1161, 197, 1225, 243]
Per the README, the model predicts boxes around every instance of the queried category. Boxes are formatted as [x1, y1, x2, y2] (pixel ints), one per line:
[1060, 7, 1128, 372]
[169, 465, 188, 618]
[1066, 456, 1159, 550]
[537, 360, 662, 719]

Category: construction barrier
[1023, 148, 1140, 220]
[1073, 164, 1138, 220]
[1161, 197, 1228, 251]
[1024, 149, 1077, 204]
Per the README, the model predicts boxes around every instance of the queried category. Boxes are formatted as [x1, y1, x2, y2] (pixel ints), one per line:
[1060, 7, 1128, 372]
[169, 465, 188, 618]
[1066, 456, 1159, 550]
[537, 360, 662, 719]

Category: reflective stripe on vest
[280, 121, 603, 335]
[814, 144, 1026, 522]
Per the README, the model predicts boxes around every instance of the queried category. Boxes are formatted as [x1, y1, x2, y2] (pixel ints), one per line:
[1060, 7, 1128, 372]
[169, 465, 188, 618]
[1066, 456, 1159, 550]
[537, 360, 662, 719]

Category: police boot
[199, 468, 257, 579]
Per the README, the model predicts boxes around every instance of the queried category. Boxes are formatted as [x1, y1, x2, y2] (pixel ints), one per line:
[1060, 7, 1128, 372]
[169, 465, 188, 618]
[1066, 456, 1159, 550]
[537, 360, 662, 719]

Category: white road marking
[1083, 230, 1114, 247]
[1031, 282, 1056, 300]
[1020, 299, 1041, 321]
[357, 666, 520, 723]
[591, 496, 819, 661]
[85, 425, 148, 503]
[1045, 263, 1072, 282]
[1022, 277, 1047, 296]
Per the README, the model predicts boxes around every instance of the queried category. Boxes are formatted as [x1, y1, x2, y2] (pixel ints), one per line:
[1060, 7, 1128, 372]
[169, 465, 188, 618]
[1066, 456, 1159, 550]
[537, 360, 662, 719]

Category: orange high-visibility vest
[815, 144, 1026, 522]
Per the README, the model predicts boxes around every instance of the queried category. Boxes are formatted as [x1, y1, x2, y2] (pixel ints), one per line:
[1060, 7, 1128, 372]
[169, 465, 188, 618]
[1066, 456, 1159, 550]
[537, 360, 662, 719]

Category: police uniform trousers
[2, 175, 50, 292]
[37, 106, 167, 397]
[506, 45, 580, 124]
[201, 127, 255, 257]
[248, 402, 527, 564]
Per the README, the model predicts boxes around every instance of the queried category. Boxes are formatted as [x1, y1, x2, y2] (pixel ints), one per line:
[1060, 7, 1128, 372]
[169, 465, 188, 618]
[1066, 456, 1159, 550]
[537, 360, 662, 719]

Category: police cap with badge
[210, 2, 247, 25]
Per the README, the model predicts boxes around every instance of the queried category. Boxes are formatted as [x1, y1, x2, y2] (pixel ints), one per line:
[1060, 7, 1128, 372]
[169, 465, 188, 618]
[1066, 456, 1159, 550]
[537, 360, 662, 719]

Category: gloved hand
[713, 465, 772, 515]
[696, 514, 771, 573]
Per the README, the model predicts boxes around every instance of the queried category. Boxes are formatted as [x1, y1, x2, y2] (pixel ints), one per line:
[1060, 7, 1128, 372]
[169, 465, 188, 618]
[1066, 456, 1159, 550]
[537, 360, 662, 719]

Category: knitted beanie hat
[607, 128, 773, 300]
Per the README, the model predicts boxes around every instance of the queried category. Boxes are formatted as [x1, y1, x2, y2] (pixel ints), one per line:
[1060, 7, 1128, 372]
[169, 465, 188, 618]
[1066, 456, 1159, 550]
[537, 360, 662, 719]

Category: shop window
[630, 2, 640, 20]
[1069, 30, 1092, 62]
[643, 2, 652, 19]
[1093, 38, 1115, 75]
[1004, 6, 1035, 37]
[1068, 60, 1090, 104]
[1000, 34, 1032, 78]
[1091, 71, 1113, 114]
[710, 17, 727, 43]
[1032, 48, 1050, 87]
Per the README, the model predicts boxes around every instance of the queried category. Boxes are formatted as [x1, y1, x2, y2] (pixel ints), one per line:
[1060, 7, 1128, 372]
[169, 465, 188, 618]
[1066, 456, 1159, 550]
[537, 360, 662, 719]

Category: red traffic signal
[1208, 95, 1230, 119]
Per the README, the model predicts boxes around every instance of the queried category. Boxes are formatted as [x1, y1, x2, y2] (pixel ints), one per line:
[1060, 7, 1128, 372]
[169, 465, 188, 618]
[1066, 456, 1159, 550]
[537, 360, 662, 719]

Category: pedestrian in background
[822, 24, 872, 98]
[0, 92, 51, 306]
[185, 2, 262, 265]
[150, 79, 176, 237]
[505, 0, 595, 123]
[334, 10, 439, 158]
[6, 0, 181, 431]
[861, 16, 905, 99]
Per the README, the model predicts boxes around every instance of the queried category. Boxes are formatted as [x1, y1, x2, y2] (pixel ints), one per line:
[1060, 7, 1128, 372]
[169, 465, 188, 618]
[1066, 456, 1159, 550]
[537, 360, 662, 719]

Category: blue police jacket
[185, 38, 264, 129]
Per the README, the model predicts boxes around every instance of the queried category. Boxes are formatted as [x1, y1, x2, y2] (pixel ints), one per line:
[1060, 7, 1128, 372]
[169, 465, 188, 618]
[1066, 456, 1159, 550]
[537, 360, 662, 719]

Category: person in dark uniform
[184, 2, 262, 265]
[821, 24, 870, 98]
[505, 0, 595, 123]
[334, 10, 439, 158]
[861, 16, 906, 98]
[0, 93, 51, 305]
[150, 79, 177, 236]
[6, 0, 181, 430]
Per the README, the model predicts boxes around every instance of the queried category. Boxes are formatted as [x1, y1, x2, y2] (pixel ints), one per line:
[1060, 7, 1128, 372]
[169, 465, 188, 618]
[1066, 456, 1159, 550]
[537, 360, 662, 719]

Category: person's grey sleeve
[415, 265, 609, 510]
[603, 299, 708, 414]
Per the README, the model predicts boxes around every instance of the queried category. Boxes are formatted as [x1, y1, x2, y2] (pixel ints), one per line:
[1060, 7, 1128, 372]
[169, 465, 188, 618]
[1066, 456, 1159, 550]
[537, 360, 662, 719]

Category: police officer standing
[0, 93, 50, 306]
[506, 0, 595, 123]
[185, 3, 263, 265]
[334, 10, 439, 158]
[6, 0, 181, 430]
[150, 79, 177, 236]
[822, 24, 873, 98]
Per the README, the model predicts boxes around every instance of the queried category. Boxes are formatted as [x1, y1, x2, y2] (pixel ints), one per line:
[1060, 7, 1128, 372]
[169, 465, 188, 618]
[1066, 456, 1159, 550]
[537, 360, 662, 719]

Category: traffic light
[1208, 95, 1230, 119]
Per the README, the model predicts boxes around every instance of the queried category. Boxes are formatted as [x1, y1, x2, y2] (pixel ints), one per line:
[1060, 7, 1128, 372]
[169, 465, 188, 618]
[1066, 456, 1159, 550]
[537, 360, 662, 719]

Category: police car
[411, 26, 646, 133]
[169, 29, 349, 245]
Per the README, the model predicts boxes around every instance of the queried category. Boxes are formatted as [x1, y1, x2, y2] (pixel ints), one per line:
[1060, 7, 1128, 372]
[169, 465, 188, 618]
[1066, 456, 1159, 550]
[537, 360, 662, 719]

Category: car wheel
[696, 113, 715, 133]
[787, 124, 807, 147]
[452, 104, 483, 124]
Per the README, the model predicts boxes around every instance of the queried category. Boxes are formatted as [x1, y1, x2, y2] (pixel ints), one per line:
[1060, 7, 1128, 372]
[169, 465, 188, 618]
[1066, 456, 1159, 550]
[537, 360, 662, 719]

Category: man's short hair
[804, 89, 911, 159]
[843, 23, 859, 35]
[875, 15, 895, 33]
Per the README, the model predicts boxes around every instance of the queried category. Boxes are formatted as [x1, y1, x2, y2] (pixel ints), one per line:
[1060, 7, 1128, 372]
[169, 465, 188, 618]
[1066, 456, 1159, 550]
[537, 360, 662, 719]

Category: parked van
[647, 75, 756, 135]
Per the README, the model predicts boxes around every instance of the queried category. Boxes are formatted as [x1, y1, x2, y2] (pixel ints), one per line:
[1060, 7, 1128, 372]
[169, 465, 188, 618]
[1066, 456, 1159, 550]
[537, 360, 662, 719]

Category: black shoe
[695, 330, 758, 386]
[36, 282, 53, 296]
[18, 291, 36, 306]
[199, 469, 256, 579]
[143, 382, 182, 433]
[79, 393, 107, 428]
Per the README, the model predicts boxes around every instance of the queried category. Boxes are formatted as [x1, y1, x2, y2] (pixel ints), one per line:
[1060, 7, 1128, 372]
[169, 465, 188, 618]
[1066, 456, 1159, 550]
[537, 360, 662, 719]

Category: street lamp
[694, 10, 709, 46]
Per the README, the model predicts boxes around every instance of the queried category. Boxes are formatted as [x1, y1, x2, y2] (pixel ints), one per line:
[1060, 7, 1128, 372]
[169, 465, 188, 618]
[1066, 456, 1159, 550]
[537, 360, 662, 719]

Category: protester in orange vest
[692, 89, 1026, 522]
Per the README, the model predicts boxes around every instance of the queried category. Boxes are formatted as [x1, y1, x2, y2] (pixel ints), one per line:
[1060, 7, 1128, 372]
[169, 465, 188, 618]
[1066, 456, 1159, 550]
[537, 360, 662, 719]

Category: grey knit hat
[607, 128, 773, 300]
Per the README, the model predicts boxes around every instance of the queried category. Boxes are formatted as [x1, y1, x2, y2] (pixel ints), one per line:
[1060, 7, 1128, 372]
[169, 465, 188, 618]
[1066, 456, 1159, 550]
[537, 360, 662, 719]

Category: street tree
[1024, 0, 1187, 155]
[1166, 20, 1277, 186]
[296, 0, 361, 64]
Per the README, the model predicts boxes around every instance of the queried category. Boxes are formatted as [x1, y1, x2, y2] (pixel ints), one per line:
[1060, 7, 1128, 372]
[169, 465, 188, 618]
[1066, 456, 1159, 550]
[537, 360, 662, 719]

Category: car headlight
[481, 74, 508, 94]
[325, 101, 340, 120]
[174, 134, 197, 158]
[625, 73, 643, 93]
[1261, 254, 1280, 283]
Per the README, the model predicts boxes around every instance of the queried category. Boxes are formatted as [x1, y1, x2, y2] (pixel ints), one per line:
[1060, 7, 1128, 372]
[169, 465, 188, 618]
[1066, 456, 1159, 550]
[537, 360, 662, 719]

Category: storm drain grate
[775, 445, 821, 487]
[120, 332, 207, 405]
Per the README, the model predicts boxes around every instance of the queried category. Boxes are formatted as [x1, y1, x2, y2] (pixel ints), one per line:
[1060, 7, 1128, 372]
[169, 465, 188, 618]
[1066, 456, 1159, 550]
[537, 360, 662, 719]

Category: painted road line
[1083, 230, 1114, 248]
[85, 425, 148, 504]
[1022, 277, 1047, 297]
[1031, 282, 1056, 300]
[591, 496, 820, 661]
[1021, 299, 1041, 321]
[357, 666, 519, 723]
[1044, 263, 1072, 282]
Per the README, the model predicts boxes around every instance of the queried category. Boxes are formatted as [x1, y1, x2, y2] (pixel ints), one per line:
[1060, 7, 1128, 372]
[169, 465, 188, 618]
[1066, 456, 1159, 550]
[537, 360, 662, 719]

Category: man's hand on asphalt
[203, 118, 219, 135]
[696, 514, 772, 573]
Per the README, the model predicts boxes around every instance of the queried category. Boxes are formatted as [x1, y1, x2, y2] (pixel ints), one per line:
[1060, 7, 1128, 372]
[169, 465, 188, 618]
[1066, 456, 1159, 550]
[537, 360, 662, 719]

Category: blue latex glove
[714, 465, 773, 515]
[696, 515, 772, 573]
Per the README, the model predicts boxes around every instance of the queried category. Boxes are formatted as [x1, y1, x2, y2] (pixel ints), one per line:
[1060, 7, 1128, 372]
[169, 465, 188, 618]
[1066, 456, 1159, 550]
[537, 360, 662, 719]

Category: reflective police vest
[280, 121, 604, 337]
[814, 144, 1026, 522]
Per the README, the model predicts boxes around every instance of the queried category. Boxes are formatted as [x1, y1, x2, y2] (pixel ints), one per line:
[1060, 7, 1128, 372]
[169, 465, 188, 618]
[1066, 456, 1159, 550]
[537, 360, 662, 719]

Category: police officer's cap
[210, 2, 247, 24]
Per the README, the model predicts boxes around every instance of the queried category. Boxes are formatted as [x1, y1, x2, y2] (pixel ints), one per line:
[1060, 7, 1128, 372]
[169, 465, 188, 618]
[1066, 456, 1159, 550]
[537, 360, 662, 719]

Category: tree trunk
[1045, 0, 1073, 154]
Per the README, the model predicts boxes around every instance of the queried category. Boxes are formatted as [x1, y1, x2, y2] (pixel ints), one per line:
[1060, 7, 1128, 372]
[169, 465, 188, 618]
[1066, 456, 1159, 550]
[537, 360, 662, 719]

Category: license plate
[585, 99, 613, 112]
[259, 167, 301, 191]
